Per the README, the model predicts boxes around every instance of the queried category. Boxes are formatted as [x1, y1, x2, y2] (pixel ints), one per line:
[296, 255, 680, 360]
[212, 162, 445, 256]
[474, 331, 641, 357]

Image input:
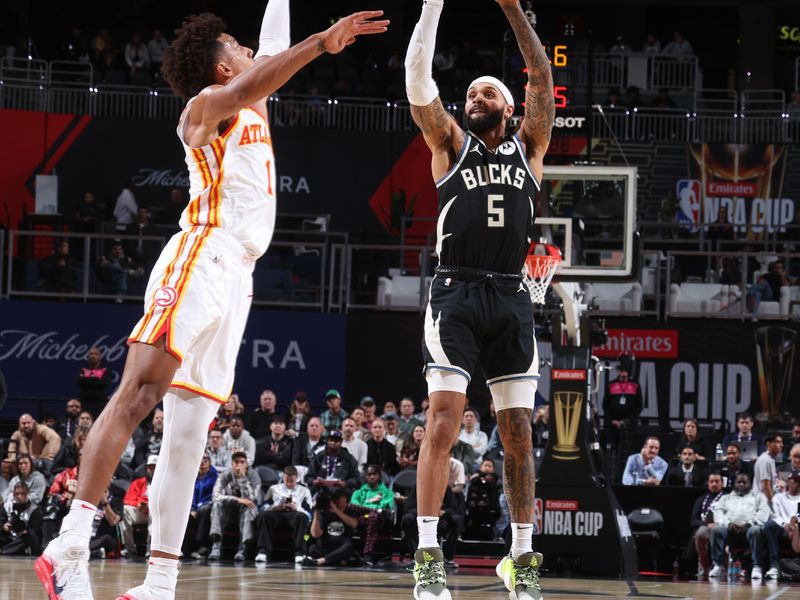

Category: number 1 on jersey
[487, 194, 504, 227]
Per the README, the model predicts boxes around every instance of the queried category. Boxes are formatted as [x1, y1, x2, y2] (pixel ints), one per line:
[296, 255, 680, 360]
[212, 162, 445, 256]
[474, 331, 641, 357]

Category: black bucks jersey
[421, 131, 541, 387]
[435, 132, 540, 273]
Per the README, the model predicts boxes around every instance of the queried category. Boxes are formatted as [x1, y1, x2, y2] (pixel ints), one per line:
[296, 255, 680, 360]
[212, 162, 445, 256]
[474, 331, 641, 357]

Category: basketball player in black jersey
[404, 1, 554, 599]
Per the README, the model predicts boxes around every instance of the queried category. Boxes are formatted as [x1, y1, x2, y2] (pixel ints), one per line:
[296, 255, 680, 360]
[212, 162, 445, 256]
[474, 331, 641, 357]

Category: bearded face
[467, 105, 505, 134]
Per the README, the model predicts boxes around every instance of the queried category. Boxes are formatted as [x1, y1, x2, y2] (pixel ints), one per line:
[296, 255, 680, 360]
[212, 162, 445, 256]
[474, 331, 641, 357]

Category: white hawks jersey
[178, 102, 277, 257]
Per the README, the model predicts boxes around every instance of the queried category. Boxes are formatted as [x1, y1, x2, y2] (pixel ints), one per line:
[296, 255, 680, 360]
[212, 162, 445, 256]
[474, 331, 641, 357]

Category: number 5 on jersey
[488, 194, 504, 227]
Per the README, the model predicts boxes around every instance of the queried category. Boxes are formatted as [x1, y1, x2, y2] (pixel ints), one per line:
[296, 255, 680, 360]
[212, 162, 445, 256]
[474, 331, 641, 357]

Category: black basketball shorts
[421, 272, 539, 385]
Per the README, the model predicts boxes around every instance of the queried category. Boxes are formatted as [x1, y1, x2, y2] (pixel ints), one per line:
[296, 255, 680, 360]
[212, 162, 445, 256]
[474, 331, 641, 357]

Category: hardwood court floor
[3, 557, 799, 600]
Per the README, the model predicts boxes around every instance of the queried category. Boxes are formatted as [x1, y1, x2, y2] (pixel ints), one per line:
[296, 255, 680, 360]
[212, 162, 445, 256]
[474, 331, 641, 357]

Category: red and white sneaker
[34, 536, 93, 600]
[116, 584, 174, 600]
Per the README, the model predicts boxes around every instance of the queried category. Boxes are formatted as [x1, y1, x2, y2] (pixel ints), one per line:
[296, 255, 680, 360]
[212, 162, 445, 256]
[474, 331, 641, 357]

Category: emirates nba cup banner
[676, 144, 795, 236]
[591, 320, 800, 430]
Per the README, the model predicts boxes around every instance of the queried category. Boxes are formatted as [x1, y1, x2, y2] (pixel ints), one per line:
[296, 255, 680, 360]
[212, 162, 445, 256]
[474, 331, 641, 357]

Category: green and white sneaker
[496, 551, 544, 600]
[412, 547, 452, 600]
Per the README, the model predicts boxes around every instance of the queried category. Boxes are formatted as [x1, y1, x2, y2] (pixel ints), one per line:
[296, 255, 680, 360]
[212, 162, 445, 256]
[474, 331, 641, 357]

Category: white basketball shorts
[128, 225, 255, 404]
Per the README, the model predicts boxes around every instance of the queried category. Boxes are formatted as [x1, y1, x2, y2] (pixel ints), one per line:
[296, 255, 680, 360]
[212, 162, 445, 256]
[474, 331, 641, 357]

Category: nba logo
[676, 179, 702, 231]
[533, 498, 543, 534]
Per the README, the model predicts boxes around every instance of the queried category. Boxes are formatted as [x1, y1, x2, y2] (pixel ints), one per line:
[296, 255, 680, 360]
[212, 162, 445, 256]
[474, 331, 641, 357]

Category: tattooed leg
[497, 407, 535, 523]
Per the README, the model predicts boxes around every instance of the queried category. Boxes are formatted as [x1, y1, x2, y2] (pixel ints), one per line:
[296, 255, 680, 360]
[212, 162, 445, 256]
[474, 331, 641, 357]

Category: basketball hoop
[524, 243, 562, 304]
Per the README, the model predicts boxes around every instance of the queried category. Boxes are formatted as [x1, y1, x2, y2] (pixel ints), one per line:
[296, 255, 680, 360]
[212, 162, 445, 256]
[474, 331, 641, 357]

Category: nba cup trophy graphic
[755, 327, 797, 422]
[687, 143, 788, 236]
[551, 391, 583, 460]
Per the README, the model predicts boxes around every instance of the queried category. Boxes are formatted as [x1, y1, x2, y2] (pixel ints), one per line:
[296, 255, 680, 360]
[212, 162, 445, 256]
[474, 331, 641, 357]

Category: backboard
[534, 166, 638, 282]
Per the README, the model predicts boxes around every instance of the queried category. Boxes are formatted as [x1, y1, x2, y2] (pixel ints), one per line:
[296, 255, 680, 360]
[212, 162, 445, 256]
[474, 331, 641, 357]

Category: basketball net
[523, 243, 562, 304]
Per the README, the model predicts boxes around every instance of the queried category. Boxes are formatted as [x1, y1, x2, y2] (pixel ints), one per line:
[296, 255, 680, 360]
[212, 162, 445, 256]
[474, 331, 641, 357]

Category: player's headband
[467, 76, 515, 108]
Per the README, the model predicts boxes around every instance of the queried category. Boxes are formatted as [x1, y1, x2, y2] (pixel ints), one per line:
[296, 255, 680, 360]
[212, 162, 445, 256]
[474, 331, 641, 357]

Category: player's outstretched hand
[320, 11, 389, 54]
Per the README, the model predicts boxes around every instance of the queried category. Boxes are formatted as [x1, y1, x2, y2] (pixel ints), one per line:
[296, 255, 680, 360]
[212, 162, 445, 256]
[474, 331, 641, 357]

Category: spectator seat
[583, 282, 643, 313]
[668, 283, 735, 315]
[377, 270, 432, 309]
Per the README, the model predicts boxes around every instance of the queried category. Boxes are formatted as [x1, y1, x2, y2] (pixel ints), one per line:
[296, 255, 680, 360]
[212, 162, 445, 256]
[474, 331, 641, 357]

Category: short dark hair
[161, 13, 227, 99]
[231, 450, 248, 463]
[331, 488, 350, 501]
[726, 442, 741, 453]
[463, 407, 479, 419]
[271, 415, 287, 426]
[365, 464, 382, 475]
[764, 431, 783, 444]
[230, 416, 244, 425]
[12, 481, 29, 494]
[736, 412, 752, 422]
[284, 465, 298, 476]
[680, 445, 696, 454]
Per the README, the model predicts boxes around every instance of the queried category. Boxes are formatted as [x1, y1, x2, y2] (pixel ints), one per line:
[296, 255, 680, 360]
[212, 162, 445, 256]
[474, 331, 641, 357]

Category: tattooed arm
[497, 0, 554, 181]
[405, 0, 464, 181]
[409, 100, 464, 182]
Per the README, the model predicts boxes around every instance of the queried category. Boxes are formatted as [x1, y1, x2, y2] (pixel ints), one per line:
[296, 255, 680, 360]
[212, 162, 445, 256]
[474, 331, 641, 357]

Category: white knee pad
[426, 367, 469, 395]
[489, 378, 538, 412]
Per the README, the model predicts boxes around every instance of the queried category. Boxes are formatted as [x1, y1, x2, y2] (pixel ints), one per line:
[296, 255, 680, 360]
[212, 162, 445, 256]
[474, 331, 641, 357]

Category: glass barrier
[343, 244, 434, 312]
[665, 250, 800, 320]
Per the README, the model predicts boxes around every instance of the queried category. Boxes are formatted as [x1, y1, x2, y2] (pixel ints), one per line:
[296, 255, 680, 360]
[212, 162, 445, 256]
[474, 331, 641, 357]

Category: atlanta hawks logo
[154, 286, 178, 307]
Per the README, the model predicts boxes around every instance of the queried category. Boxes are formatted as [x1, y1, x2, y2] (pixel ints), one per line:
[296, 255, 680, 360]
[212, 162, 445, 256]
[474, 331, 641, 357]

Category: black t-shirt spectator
[718, 460, 754, 492]
[318, 509, 353, 545]
[254, 435, 293, 469]
[247, 410, 278, 440]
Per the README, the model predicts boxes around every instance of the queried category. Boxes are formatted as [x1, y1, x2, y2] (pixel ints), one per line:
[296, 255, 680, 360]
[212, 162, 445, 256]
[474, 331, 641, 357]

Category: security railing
[3, 229, 800, 320]
[795, 56, 799, 91]
[1, 79, 795, 142]
[593, 105, 798, 144]
[566, 53, 700, 93]
[3, 230, 327, 308]
[648, 55, 700, 91]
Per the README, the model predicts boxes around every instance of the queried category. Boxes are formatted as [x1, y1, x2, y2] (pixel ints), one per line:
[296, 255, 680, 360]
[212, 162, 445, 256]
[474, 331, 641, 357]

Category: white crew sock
[510, 522, 534, 561]
[143, 557, 179, 593]
[59, 499, 97, 541]
[417, 516, 440, 549]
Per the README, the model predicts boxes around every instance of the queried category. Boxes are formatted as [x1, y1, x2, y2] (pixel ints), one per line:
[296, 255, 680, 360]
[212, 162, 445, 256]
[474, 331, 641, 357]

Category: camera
[315, 492, 331, 512]
[9, 513, 27, 535]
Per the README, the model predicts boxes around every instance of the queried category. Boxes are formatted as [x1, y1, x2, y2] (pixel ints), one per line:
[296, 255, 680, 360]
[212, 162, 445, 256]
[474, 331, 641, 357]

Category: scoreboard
[510, 37, 592, 159]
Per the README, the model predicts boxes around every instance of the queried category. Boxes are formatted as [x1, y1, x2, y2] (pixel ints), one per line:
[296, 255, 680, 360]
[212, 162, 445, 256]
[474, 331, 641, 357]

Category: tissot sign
[0, 301, 345, 416]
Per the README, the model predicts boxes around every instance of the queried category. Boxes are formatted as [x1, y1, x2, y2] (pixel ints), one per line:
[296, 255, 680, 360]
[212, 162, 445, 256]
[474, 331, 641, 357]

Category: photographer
[303, 488, 358, 566]
[89, 488, 122, 558]
[255, 465, 312, 564]
[0, 481, 43, 555]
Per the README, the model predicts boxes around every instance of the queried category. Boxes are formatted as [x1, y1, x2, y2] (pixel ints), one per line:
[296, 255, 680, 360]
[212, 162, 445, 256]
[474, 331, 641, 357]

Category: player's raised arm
[405, 0, 464, 180]
[497, 0, 554, 178]
[254, 0, 291, 61]
[204, 11, 388, 122]
[163, 11, 388, 143]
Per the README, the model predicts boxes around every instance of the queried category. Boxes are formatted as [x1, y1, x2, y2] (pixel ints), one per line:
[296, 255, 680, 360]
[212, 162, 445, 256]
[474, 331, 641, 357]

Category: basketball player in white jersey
[34, 3, 388, 599]
[404, 0, 553, 599]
